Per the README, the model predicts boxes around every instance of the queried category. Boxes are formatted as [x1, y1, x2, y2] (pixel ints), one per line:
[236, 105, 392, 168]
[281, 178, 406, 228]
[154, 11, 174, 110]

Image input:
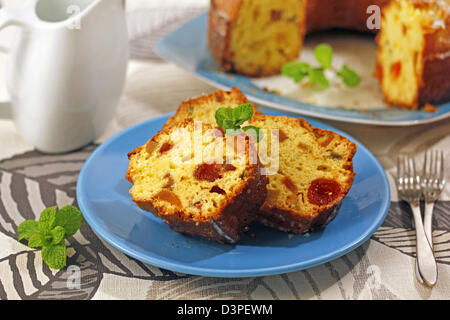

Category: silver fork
[415, 150, 446, 284]
[422, 150, 446, 245]
[397, 155, 437, 287]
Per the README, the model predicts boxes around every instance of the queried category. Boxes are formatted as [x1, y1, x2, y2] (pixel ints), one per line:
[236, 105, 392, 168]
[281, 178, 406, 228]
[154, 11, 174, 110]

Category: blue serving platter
[155, 12, 450, 126]
[76, 109, 390, 277]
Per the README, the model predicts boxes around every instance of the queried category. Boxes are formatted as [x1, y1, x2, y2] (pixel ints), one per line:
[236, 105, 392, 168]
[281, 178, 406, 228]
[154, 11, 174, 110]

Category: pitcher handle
[0, 8, 13, 119]
[0, 4, 28, 119]
[0, 0, 38, 52]
[0, 5, 28, 29]
[0, 10, 11, 54]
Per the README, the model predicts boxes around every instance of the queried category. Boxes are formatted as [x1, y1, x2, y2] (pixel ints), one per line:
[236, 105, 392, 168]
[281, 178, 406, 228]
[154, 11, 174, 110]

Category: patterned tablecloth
[0, 0, 449, 300]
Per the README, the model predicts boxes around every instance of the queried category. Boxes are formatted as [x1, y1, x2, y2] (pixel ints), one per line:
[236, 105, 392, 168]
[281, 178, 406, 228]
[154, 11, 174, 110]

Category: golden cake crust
[208, 0, 242, 74]
[250, 115, 357, 234]
[305, 0, 391, 33]
[208, 0, 306, 77]
[160, 158, 267, 243]
[126, 118, 269, 243]
[163, 87, 261, 130]
[257, 202, 343, 234]
[375, 0, 450, 108]
[416, 0, 450, 106]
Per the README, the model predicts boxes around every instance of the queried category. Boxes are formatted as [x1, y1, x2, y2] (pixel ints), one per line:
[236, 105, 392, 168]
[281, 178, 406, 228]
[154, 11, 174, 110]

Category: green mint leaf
[314, 44, 333, 69]
[309, 68, 330, 88]
[337, 64, 361, 87]
[42, 243, 66, 270]
[215, 105, 260, 142]
[215, 108, 233, 128]
[16, 205, 82, 271]
[38, 206, 57, 233]
[242, 126, 263, 142]
[233, 119, 246, 127]
[17, 220, 39, 241]
[38, 231, 53, 247]
[54, 205, 83, 238]
[222, 119, 238, 130]
[215, 114, 224, 128]
[51, 226, 66, 245]
[281, 61, 310, 82]
[225, 128, 243, 136]
[232, 104, 254, 126]
[28, 233, 44, 248]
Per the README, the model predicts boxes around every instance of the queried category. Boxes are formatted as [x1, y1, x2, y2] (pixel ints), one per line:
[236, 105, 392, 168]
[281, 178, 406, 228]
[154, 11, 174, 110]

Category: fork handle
[410, 203, 437, 286]
[414, 202, 435, 285]
[423, 202, 434, 249]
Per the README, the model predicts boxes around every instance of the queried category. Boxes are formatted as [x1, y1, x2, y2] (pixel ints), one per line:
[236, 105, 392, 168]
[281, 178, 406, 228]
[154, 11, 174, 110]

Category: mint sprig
[215, 104, 262, 142]
[242, 125, 263, 142]
[282, 43, 361, 88]
[309, 67, 330, 88]
[281, 61, 310, 83]
[17, 205, 83, 269]
[337, 64, 361, 87]
[314, 43, 333, 70]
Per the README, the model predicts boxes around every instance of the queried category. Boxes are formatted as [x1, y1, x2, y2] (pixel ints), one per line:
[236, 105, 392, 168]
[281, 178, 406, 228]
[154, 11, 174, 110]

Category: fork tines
[422, 150, 445, 195]
[397, 154, 421, 203]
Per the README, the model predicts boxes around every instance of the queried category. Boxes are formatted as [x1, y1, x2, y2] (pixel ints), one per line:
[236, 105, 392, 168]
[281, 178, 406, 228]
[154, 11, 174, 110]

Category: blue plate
[155, 12, 450, 126]
[76, 109, 390, 277]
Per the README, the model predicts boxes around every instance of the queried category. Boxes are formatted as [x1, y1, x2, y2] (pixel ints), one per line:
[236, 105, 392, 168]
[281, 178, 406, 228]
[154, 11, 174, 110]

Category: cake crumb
[422, 103, 438, 112]
[272, 89, 281, 95]
[262, 87, 281, 95]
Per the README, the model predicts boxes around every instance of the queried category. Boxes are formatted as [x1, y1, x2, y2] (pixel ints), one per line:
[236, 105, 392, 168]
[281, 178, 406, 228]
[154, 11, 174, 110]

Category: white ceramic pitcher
[0, 0, 129, 153]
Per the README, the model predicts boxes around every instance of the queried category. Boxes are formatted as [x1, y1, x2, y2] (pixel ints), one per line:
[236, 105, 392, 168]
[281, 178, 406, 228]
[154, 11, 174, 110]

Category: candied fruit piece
[307, 178, 342, 206]
[194, 163, 223, 182]
[159, 142, 173, 154]
[155, 190, 182, 208]
[210, 186, 226, 195]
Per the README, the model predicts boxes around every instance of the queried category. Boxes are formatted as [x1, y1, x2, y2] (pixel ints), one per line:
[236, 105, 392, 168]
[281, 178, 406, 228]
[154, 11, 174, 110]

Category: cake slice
[208, 0, 389, 77]
[376, 0, 450, 108]
[163, 87, 261, 130]
[209, 0, 307, 77]
[126, 118, 268, 243]
[249, 115, 357, 234]
[163, 88, 357, 235]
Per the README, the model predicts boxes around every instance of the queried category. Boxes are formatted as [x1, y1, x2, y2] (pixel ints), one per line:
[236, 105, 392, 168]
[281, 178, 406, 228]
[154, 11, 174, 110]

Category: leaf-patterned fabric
[0, 0, 449, 300]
